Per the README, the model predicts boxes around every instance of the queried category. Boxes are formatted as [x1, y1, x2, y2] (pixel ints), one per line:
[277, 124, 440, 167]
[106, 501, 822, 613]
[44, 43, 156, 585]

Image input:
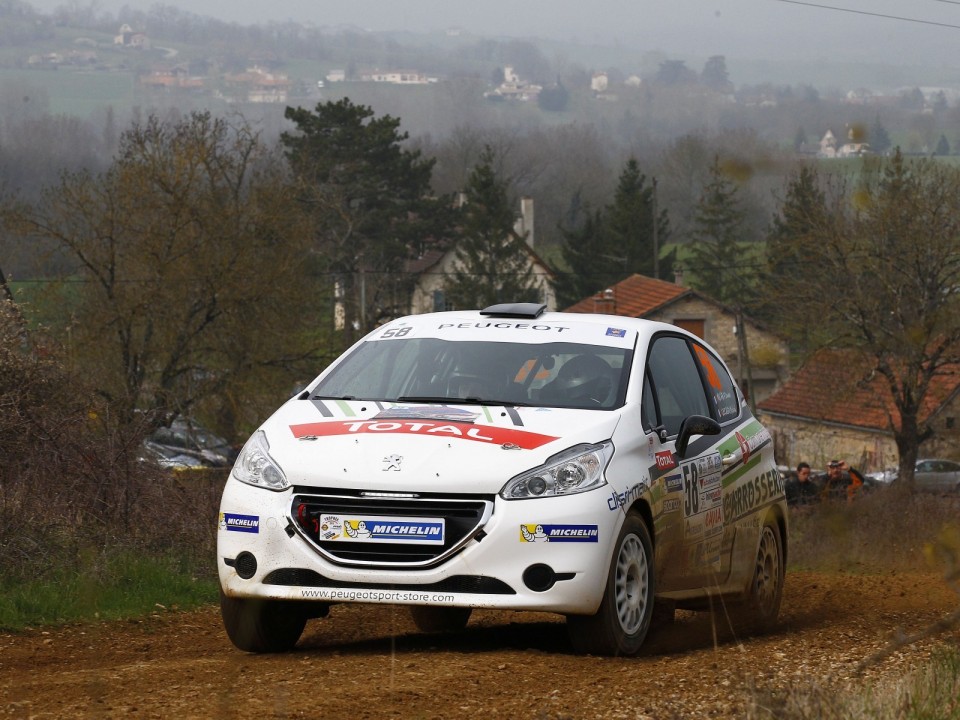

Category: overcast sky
[26, 0, 960, 65]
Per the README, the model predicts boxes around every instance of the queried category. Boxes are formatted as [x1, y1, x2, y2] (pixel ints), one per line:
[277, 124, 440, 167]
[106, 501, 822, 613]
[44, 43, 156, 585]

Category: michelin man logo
[382, 454, 402, 471]
[344, 520, 372, 539]
[520, 524, 549, 542]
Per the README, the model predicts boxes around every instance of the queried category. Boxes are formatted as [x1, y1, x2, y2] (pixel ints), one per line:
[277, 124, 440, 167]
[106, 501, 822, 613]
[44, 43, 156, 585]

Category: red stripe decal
[289, 420, 557, 449]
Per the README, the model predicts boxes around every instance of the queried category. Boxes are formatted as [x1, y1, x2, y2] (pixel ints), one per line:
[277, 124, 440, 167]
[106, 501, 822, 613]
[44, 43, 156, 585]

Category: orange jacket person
[822, 459, 864, 503]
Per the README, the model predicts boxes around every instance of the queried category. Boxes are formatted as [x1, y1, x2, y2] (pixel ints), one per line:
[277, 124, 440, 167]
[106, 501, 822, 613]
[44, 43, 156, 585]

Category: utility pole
[652, 177, 659, 280]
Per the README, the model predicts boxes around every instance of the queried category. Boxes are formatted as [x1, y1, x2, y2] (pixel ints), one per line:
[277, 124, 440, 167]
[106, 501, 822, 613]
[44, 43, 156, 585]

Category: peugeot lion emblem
[382, 454, 402, 471]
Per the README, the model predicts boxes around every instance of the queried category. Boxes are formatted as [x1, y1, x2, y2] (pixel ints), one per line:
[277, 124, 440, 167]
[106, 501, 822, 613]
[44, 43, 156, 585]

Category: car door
[642, 333, 747, 592]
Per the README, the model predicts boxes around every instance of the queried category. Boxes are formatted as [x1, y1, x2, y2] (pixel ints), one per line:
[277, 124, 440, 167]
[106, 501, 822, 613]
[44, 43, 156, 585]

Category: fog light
[523, 563, 556, 592]
[235, 551, 257, 579]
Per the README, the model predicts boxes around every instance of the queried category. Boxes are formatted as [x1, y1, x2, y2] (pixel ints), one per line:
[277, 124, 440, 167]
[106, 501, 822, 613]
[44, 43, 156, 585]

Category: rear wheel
[567, 512, 654, 656]
[409, 606, 472, 633]
[735, 519, 784, 632]
[220, 588, 308, 653]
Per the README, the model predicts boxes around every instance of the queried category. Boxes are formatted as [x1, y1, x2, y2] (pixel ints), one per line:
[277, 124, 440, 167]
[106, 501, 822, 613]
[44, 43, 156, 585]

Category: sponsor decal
[662, 497, 681, 513]
[664, 473, 683, 493]
[734, 427, 772, 466]
[320, 514, 445, 545]
[607, 482, 646, 511]
[713, 389, 737, 418]
[722, 467, 785, 523]
[684, 517, 704, 539]
[655, 450, 676, 470]
[736, 431, 751, 464]
[693, 344, 723, 391]
[220, 512, 259, 534]
[437, 321, 570, 333]
[606, 327, 626, 338]
[681, 455, 724, 518]
[704, 506, 724, 535]
[289, 420, 557, 450]
[520, 524, 599, 543]
[374, 406, 479, 423]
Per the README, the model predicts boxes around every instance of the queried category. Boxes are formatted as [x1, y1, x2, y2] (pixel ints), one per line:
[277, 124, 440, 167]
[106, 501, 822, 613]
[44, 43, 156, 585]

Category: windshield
[312, 338, 633, 410]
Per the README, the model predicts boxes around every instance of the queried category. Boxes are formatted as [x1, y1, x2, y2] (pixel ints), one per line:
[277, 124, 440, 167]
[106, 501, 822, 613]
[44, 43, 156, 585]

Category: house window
[673, 319, 705, 339]
[947, 417, 955, 430]
[433, 290, 447, 312]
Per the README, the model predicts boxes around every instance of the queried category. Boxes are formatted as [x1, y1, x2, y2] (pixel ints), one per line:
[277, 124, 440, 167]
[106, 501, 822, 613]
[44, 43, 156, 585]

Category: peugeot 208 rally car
[218, 303, 787, 656]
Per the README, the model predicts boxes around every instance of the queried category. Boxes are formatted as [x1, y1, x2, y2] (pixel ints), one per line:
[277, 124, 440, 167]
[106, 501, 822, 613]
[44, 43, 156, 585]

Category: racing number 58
[682, 462, 699, 516]
[381, 327, 412, 338]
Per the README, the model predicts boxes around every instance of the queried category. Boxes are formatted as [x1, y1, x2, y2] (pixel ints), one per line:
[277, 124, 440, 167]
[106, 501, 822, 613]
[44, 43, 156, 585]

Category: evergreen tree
[687, 156, 749, 305]
[793, 126, 808, 152]
[870, 115, 892, 155]
[935, 134, 951, 156]
[281, 99, 453, 346]
[444, 147, 539, 310]
[555, 205, 608, 308]
[700, 55, 732, 92]
[766, 164, 828, 278]
[605, 158, 673, 281]
[554, 158, 673, 308]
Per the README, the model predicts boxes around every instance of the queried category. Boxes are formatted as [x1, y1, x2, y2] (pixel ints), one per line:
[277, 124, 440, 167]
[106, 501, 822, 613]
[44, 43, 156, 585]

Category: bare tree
[772, 151, 960, 486]
[1, 111, 321, 434]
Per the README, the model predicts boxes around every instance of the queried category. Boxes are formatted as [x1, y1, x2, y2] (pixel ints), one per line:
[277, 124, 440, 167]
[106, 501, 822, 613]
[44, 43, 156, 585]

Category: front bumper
[217, 475, 622, 615]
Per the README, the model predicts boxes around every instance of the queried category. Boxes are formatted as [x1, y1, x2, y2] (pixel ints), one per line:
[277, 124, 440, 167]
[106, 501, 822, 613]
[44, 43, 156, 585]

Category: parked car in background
[866, 459, 960, 493]
[909, 459, 960, 492]
[217, 303, 788, 656]
[146, 417, 239, 470]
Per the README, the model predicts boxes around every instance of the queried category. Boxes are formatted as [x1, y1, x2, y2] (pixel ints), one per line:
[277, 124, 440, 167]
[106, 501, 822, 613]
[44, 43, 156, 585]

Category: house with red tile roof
[757, 347, 960, 472]
[565, 274, 789, 406]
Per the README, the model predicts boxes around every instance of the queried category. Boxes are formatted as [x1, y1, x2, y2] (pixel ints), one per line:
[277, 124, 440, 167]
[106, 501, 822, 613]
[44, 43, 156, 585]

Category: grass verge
[0, 548, 218, 630]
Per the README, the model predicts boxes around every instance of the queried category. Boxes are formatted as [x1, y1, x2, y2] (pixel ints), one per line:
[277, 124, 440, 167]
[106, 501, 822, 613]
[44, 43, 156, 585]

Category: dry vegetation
[0, 301, 222, 594]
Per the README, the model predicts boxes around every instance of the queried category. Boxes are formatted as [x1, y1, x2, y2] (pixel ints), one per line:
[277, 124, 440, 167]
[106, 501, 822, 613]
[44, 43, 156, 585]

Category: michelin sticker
[220, 512, 260, 534]
[521, 524, 599, 542]
[321, 514, 445, 545]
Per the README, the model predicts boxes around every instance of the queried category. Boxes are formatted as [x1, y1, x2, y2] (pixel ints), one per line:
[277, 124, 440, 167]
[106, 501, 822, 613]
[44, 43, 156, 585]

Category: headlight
[501, 441, 613, 500]
[232, 430, 288, 491]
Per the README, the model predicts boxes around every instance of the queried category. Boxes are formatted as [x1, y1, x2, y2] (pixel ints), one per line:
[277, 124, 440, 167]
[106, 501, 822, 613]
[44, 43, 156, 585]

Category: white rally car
[218, 303, 787, 655]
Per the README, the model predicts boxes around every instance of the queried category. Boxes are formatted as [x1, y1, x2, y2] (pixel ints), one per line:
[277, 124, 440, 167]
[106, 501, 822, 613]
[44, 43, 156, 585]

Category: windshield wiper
[310, 394, 358, 400]
[397, 396, 529, 407]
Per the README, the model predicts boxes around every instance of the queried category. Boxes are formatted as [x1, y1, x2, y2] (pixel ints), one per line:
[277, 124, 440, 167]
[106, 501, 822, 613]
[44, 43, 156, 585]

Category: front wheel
[220, 588, 308, 653]
[567, 512, 654, 656]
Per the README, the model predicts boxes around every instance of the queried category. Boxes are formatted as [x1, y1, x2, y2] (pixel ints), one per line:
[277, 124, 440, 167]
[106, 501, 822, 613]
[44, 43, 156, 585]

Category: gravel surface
[2, 571, 958, 719]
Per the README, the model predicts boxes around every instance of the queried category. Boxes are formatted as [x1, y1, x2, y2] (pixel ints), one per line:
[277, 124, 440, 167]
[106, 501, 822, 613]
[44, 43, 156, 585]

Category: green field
[0, 67, 138, 117]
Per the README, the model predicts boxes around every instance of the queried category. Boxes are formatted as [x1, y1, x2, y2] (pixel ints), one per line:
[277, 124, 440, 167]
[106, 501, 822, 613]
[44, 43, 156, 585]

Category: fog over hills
[26, 0, 960, 71]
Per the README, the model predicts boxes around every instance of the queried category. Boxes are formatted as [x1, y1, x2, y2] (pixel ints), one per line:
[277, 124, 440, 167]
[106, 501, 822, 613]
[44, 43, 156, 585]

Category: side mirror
[675, 414, 721, 459]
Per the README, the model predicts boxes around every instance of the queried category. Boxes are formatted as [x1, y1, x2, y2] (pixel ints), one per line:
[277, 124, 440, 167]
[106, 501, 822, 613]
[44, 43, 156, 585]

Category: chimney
[514, 197, 535, 249]
[674, 265, 685, 287]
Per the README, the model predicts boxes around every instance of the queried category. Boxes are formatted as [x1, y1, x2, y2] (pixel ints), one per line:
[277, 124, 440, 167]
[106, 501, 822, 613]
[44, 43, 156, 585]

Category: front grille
[262, 568, 515, 595]
[291, 488, 494, 569]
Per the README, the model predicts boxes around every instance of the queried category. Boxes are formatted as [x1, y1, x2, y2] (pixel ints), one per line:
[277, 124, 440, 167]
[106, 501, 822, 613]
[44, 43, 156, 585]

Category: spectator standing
[785, 461, 820, 507]
[822, 459, 864, 503]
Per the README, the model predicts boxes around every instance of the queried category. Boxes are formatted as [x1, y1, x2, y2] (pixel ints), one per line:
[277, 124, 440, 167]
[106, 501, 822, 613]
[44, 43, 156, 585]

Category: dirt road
[2, 571, 958, 719]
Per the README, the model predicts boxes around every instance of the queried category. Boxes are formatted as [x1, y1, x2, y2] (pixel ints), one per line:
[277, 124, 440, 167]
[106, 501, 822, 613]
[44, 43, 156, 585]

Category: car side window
[690, 341, 740, 423]
[645, 335, 711, 437]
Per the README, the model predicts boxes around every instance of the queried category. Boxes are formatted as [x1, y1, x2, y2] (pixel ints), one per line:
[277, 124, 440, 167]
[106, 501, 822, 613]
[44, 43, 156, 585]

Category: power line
[771, 0, 960, 29]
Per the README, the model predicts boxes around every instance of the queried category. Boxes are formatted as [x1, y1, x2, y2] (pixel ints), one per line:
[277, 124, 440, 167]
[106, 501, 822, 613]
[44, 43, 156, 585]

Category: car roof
[378, 306, 691, 348]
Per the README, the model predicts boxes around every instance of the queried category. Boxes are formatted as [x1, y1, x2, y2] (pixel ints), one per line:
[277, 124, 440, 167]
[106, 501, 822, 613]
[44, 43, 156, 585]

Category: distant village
[20, 24, 960, 157]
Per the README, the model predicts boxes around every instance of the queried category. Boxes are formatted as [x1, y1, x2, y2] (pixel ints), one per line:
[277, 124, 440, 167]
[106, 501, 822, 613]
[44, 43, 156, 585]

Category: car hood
[258, 399, 622, 494]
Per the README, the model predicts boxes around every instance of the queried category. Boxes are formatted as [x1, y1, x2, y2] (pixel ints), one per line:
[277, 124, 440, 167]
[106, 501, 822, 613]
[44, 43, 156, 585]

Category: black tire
[567, 512, 654, 656]
[409, 606, 472, 633]
[220, 588, 308, 653]
[734, 518, 784, 633]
